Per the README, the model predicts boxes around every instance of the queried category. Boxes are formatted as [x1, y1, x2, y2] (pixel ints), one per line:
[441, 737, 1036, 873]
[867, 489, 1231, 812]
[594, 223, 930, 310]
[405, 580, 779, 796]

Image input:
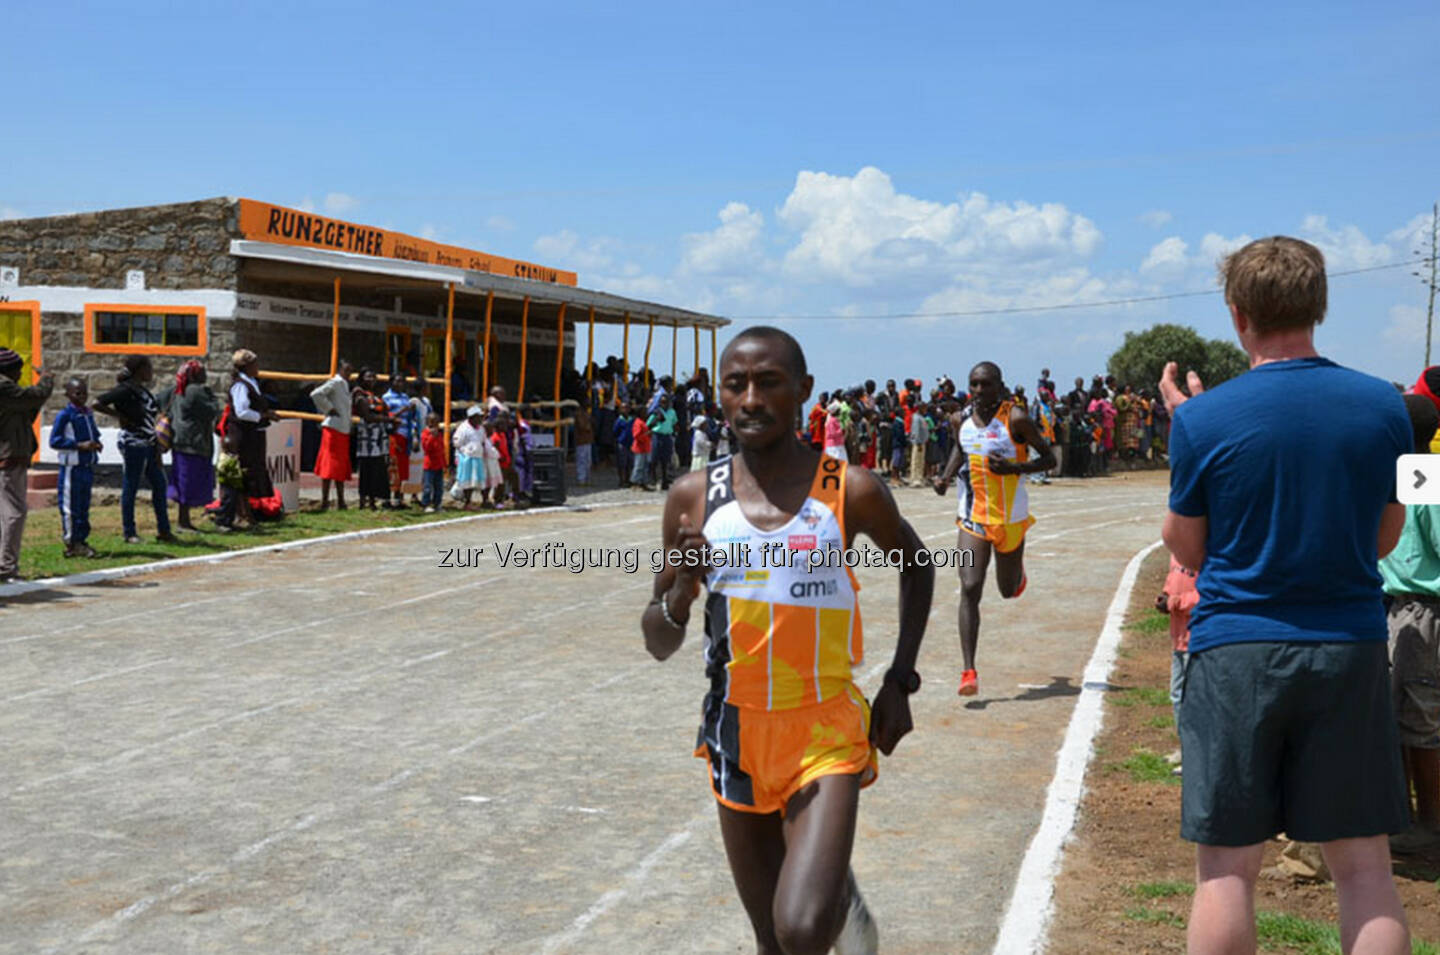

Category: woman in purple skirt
[164, 359, 220, 531]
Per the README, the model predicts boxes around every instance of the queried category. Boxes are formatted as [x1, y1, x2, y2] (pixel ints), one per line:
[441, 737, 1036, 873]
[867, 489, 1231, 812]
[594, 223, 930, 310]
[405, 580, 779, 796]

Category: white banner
[265, 419, 302, 512]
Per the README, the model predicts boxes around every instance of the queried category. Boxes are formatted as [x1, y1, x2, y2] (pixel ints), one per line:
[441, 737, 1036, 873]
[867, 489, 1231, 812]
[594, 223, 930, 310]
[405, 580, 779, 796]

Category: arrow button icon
[1400, 455, 1440, 505]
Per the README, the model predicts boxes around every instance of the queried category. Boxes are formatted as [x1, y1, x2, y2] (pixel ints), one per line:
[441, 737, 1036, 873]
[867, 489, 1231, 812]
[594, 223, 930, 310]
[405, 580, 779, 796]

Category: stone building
[0, 197, 727, 429]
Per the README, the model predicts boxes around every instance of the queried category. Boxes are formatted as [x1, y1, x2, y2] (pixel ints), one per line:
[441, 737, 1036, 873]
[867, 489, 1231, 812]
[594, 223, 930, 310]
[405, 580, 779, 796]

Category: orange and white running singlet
[957, 400, 1035, 552]
[694, 454, 876, 814]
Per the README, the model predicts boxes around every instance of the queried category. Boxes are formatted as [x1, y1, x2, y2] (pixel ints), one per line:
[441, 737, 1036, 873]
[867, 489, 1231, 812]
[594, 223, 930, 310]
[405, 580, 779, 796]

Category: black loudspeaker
[530, 447, 567, 505]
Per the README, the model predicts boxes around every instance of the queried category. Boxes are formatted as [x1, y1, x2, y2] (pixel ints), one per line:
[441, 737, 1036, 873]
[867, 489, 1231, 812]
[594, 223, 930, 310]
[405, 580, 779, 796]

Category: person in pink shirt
[1087, 390, 1115, 473]
[823, 400, 848, 461]
[1159, 554, 1199, 772]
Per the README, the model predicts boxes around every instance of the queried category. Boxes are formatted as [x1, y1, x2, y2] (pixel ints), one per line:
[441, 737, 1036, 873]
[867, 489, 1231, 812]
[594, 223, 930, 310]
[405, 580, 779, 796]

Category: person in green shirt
[1381, 392, 1440, 851]
[647, 393, 679, 490]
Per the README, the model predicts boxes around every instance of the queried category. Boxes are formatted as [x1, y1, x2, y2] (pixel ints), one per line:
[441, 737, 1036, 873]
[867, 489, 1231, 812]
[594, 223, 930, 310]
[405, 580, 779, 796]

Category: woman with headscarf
[350, 367, 393, 511]
[94, 355, 176, 544]
[214, 350, 277, 529]
[163, 359, 219, 531]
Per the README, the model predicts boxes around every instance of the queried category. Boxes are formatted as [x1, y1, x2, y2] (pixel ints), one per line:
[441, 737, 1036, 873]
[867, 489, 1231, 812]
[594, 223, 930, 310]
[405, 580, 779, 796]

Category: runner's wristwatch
[883, 667, 921, 694]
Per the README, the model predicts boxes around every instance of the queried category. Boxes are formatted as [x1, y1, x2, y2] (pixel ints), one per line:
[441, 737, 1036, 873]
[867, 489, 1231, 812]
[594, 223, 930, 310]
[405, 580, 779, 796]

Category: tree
[1106, 323, 1248, 392]
[1202, 337, 1250, 385]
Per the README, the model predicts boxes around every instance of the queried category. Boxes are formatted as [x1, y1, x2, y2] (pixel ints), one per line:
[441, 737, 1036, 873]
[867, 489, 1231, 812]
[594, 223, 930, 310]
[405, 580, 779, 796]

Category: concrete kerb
[0, 499, 653, 600]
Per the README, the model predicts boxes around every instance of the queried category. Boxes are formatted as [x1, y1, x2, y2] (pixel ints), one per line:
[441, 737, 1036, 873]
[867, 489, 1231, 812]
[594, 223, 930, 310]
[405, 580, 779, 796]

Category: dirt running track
[1, 472, 1169, 954]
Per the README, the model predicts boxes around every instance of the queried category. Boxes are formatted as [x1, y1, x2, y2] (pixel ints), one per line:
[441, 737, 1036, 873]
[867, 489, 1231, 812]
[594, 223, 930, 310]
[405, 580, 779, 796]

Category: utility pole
[1420, 202, 1439, 367]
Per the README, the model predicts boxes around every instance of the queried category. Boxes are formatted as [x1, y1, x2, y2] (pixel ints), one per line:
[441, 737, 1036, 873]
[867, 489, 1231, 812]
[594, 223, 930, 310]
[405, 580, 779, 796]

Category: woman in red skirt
[310, 359, 354, 510]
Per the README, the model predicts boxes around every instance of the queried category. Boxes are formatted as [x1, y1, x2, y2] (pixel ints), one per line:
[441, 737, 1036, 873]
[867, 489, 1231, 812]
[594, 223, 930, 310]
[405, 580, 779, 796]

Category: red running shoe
[957, 669, 979, 696]
[1005, 573, 1028, 600]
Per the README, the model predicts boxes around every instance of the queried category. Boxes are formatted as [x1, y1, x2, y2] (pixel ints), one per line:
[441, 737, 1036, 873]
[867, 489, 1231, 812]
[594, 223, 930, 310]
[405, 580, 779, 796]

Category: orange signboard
[236, 199, 577, 286]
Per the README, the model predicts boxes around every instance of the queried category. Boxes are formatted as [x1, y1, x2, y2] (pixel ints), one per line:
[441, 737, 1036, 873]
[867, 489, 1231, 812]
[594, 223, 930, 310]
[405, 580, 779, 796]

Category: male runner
[642, 326, 934, 955]
[933, 361, 1055, 697]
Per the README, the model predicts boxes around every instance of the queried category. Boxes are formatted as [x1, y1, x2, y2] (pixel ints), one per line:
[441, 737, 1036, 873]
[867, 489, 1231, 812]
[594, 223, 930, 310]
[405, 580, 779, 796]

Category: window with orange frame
[84, 304, 207, 356]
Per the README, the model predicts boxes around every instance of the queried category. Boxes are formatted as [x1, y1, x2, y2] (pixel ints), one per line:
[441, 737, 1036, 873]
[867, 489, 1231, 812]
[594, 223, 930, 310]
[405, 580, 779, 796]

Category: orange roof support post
[586, 305, 595, 398]
[642, 315, 654, 394]
[518, 295, 530, 406]
[553, 302, 567, 439]
[620, 310, 630, 405]
[481, 289, 494, 400]
[329, 277, 341, 375]
[443, 282, 455, 452]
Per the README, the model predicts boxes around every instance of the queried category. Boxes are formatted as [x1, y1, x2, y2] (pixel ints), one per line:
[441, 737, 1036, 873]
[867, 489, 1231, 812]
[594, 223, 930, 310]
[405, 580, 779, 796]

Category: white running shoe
[833, 870, 878, 955]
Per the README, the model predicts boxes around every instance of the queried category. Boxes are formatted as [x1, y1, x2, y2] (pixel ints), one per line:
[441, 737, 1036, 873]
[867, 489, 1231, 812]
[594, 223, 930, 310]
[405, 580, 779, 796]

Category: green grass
[1130, 881, 1192, 900]
[1255, 912, 1340, 953]
[16, 499, 491, 580]
[1114, 748, 1181, 786]
[1145, 713, 1175, 729]
[1125, 608, 1171, 636]
[1110, 686, 1173, 707]
[1123, 906, 1185, 927]
[1254, 912, 1437, 954]
[1116, 901, 1439, 953]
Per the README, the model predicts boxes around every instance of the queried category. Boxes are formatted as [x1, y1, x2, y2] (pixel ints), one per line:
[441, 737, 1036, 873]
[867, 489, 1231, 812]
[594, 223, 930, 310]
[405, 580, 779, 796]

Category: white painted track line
[991, 539, 1164, 955]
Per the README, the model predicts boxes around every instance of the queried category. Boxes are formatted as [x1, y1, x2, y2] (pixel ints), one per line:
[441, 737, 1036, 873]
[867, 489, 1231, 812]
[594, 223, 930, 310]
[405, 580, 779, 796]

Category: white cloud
[1139, 209, 1173, 228]
[1298, 214, 1392, 270]
[528, 172, 1427, 344]
[486, 215, 515, 232]
[1385, 303, 1427, 345]
[552, 167, 1121, 323]
[1386, 212, 1436, 261]
[679, 202, 765, 276]
[1140, 236, 1189, 275]
[323, 192, 360, 215]
[419, 224, 439, 240]
[1196, 232, 1253, 266]
[533, 229, 627, 273]
[916, 268, 1114, 323]
[777, 166, 1102, 289]
[296, 196, 317, 213]
[1136, 231, 1252, 282]
[0, 206, 24, 221]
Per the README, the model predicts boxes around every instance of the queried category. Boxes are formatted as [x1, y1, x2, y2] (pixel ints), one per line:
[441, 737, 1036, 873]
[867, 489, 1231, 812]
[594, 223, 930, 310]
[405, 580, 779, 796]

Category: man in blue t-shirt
[1162, 236, 1413, 953]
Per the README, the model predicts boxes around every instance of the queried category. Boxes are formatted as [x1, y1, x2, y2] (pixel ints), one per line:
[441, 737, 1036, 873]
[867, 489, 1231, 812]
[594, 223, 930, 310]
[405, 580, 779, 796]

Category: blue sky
[7, 0, 1438, 390]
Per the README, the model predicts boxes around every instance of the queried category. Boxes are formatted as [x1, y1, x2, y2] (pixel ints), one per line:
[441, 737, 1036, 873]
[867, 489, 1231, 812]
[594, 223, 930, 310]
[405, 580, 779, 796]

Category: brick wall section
[0, 198, 237, 289]
[35, 313, 240, 423]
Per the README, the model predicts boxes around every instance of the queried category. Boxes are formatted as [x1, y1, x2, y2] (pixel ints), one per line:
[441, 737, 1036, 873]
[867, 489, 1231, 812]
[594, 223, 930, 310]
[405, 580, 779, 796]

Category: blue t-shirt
[1168, 357, 1409, 651]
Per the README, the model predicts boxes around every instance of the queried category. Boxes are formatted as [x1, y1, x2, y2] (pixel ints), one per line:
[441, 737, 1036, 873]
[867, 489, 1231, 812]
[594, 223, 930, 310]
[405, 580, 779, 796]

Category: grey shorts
[1388, 597, 1440, 748]
[1178, 640, 1409, 846]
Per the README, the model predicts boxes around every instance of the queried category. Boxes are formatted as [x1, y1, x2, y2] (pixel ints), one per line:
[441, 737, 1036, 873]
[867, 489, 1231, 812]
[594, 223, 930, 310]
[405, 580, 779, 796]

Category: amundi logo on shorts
[789, 578, 838, 599]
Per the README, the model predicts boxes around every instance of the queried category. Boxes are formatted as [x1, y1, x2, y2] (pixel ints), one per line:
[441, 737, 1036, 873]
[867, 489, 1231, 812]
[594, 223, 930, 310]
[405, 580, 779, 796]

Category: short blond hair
[1220, 236, 1327, 333]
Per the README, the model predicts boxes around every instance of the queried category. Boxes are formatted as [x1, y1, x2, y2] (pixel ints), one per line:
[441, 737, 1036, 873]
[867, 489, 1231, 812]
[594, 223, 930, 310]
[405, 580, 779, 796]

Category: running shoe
[1005, 574, 1027, 600]
[834, 870, 878, 955]
[957, 669, 979, 696]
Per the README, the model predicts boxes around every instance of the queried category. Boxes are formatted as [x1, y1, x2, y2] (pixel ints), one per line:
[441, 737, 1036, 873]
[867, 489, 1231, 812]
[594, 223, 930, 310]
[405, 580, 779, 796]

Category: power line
[733, 258, 1429, 322]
